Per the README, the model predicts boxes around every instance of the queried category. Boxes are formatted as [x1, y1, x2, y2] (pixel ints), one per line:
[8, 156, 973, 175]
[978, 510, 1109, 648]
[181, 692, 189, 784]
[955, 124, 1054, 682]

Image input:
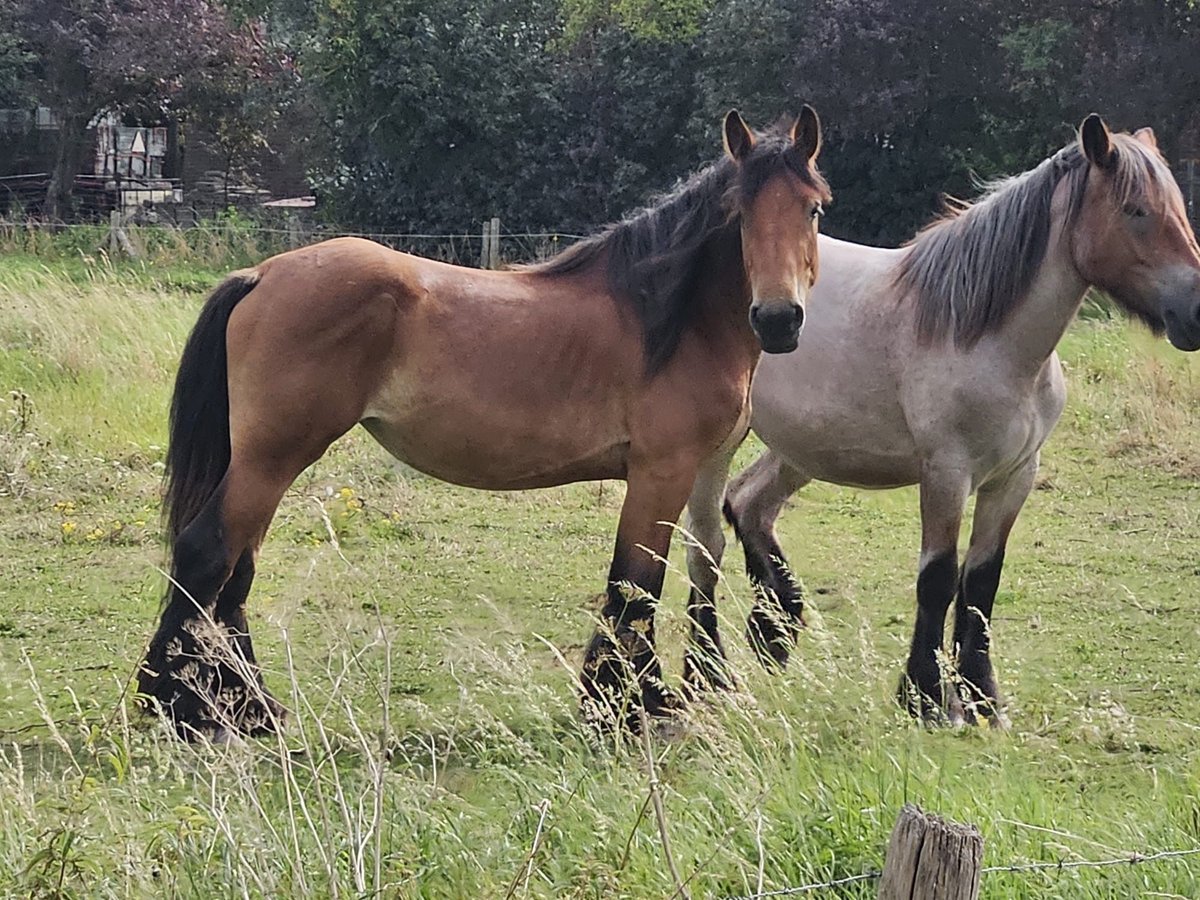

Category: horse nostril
[751, 302, 802, 326]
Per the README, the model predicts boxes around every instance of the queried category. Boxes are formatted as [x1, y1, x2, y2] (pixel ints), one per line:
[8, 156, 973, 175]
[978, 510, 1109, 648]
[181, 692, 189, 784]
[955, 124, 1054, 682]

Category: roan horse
[683, 114, 1200, 725]
[139, 108, 831, 738]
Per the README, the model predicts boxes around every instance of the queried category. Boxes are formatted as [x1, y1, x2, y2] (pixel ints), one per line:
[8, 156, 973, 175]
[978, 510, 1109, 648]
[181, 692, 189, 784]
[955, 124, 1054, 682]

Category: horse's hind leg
[141, 460, 294, 738]
[723, 449, 810, 668]
[682, 441, 742, 695]
[953, 459, 1036, 726]
[581, 463, 695, 732]
[210, 546, 282, 735]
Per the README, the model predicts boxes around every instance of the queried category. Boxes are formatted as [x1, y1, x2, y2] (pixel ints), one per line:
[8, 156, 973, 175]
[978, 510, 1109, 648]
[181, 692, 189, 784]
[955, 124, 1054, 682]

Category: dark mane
[529, 126, 830, 372]
[896, 134, 1174, 346]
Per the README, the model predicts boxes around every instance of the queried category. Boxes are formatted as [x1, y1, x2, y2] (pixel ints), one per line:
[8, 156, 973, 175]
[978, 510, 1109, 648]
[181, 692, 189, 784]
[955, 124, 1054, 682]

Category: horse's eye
[810, 203, 823, 220]
[1123, 204, 1148, 219]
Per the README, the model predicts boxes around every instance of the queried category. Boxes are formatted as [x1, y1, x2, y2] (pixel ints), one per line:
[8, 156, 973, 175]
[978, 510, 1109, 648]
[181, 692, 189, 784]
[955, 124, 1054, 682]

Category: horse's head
[724, 106, 831, 354]
[1070, 113, 1200, 350]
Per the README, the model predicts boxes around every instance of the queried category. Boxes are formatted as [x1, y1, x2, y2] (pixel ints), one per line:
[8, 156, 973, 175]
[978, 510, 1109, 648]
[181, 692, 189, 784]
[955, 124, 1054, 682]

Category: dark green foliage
[304, 0, 701, 232]
[2, 0, 1196, 240]
[295, 0, 1200, 243]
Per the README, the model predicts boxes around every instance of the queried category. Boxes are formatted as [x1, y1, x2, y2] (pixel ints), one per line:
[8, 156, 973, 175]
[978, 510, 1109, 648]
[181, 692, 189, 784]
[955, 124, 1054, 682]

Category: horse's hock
[879, 804, 983, 900]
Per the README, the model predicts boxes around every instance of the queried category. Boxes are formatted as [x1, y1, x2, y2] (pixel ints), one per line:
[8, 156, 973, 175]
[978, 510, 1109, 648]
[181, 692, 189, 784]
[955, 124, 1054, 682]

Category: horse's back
[251, 236, 423, 302]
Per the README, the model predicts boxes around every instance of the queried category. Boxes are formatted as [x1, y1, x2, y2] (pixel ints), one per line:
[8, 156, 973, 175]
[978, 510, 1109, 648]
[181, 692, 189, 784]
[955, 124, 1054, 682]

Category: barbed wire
[723, 845, 1200, 900]
[981, 846, 1200, 876]
[722, 870, 881, 899]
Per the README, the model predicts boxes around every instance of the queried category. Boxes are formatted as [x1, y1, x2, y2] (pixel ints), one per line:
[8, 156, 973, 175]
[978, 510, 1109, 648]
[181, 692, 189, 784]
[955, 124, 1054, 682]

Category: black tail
[163, 271, 260, 542]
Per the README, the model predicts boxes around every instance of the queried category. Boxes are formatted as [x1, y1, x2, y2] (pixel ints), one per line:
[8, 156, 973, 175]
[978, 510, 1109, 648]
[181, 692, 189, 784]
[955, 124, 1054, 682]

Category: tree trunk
[45, 110, 92, 221]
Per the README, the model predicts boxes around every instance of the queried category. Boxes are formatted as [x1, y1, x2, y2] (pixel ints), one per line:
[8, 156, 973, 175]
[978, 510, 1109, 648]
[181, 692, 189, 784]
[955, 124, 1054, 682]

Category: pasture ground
[1, 254, 1199, 898]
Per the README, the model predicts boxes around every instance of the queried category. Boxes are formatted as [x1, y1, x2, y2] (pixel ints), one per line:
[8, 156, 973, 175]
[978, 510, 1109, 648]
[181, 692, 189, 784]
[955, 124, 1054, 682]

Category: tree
[223, 0, 1200, 240]
[691, 0, 1017, 244]
[13, 0, 275, 219]
[0, 0, 31, 108]
[299, 0, 705, 232]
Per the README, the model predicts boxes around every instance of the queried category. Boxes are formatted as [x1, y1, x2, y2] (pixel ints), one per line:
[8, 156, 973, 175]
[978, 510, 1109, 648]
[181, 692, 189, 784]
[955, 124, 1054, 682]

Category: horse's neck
[696, 230, 757, 353]
[990, 223, 1088, 375]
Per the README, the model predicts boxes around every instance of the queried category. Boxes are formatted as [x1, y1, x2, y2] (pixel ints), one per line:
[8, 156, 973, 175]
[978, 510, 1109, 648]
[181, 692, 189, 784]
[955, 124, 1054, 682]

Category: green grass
[2, 256, 1200, 897]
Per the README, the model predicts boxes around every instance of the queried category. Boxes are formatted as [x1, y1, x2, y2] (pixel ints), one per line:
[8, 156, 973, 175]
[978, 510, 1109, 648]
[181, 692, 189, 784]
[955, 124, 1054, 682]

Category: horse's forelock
[1106, 133, 1179, 217]
[730, 127, 832, 214]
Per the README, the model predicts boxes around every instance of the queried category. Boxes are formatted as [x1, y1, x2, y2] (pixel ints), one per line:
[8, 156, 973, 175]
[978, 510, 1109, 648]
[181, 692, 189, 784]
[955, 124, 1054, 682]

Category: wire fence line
[723, 845, 1200, 900]
[980, 845, 1200, 876]
[0, 216, 588, 267]
[0, 219, 587, 240]
[724, 870, 882, 898]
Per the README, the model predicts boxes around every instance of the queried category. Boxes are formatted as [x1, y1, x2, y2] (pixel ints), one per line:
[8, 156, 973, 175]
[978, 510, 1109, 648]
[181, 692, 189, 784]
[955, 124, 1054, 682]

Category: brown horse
[138, 108, 831, 738]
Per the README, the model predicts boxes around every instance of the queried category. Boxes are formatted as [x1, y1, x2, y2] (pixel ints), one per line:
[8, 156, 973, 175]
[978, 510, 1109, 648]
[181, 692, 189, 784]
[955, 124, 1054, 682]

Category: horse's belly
[359, 412, 627, 490]
[797, 445, 920, 489]
[767, 425, 921, 488]
[752, 386, 920, 488]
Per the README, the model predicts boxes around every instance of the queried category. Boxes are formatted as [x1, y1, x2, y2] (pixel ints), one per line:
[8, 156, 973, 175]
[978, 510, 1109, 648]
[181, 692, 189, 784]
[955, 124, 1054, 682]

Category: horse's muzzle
[1163, 295, 1200, 352]
[751, 302, 804, 354]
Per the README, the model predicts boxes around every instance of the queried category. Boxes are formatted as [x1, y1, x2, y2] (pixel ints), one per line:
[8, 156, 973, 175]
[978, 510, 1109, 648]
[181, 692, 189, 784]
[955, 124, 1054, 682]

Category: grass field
[2, 252, 1200, 898]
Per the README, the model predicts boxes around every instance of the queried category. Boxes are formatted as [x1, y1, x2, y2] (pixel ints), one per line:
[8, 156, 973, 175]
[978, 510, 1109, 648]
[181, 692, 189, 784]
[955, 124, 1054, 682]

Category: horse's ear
[724, 109, 754, 162]
[1080, 113, 1115, 169]
[790, 104, 821, 165]
[1133, 126, 1159, 150]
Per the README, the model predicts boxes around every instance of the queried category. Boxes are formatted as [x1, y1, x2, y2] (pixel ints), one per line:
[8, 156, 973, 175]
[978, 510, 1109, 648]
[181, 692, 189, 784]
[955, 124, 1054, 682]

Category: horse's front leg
[581, 462, 696, 731]
[681, 437, 745, 695]
[901, 466, 970, 725]
[953, 458, 1037, 727]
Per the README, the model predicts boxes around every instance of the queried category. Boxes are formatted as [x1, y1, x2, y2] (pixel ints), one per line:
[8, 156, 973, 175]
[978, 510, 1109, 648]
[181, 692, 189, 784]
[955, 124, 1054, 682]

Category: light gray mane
[897, 135, 1174, 346]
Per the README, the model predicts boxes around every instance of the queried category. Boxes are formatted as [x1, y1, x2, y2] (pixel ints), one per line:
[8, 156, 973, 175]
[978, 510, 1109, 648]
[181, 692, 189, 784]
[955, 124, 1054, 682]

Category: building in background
[0, 106, 308, 222]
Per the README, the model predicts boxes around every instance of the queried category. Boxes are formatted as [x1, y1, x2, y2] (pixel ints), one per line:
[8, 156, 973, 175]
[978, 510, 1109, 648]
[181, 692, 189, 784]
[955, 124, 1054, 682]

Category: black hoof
[897, 673, 964, 727]
[956, 676, 1005, 727]
[138, 620, 284, 740]
[139, 667, 285, 740]
[580, 632, 680, 733]
[643, 679, 685, 720]
[682, 648, 736, 697]
[746, 604, 799, 670]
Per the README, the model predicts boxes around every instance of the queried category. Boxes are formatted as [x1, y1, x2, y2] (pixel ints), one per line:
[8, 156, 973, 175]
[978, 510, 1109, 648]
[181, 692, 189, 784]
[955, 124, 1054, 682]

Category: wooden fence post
[480, 216, 501, 268]
[287, 213, 302, 249]
[879, 805, 983, 900]
[107, 209, 139, 260]
[108, 209, 121, 256]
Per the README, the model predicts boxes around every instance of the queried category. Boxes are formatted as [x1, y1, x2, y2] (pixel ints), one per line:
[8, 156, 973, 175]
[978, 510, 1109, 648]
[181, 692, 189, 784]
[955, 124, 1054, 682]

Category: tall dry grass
[3, 263, 1200, 897]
